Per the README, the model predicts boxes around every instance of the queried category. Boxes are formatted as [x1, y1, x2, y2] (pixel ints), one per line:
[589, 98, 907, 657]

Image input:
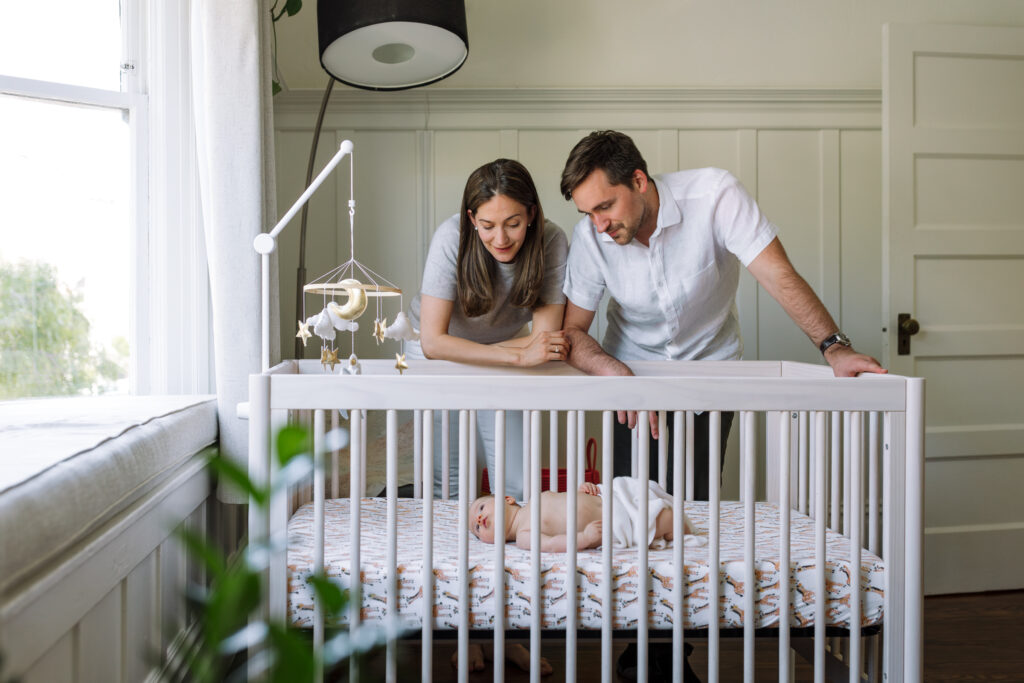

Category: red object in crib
[480, 437, 600, 494]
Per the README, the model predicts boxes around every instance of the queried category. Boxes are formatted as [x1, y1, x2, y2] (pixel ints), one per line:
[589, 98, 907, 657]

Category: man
[559, 130, 884, 681]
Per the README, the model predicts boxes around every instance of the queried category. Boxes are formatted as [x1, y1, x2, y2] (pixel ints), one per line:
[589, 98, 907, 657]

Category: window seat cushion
[0, 395, 217, 597]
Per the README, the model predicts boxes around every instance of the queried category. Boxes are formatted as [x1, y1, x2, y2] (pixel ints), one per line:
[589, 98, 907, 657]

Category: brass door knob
[897, 313, 919, 355]
[900, 317, 920, 335]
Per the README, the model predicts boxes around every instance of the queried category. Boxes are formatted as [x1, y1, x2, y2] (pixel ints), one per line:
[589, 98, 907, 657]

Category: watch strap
[819, 331, 851, 355]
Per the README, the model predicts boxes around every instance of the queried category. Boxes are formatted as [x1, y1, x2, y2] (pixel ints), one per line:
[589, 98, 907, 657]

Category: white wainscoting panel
[273, 88, 883, 498]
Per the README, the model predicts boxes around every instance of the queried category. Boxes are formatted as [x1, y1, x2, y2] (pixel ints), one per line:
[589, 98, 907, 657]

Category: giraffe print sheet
[287, 498, 884, 631]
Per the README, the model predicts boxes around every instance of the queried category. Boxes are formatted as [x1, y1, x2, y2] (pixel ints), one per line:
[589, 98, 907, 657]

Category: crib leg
[793, 638, 851, 682]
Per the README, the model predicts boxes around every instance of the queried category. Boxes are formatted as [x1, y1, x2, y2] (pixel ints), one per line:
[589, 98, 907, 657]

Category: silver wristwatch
[819, 331, 851, 355]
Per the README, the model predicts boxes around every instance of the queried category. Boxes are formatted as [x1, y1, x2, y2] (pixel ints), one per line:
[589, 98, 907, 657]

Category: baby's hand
[578, 482, 599, 496]
[580, 520, 602, 549]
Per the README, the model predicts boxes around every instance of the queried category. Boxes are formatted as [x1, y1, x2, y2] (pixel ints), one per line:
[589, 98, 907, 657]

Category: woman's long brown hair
[456, 159, 547, 318]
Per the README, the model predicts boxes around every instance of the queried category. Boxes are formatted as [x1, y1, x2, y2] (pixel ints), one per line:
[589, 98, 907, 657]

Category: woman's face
[469, 194, 535, 263]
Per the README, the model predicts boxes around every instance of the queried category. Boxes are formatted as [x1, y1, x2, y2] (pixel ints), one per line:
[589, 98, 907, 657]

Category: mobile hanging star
[394, 352, 408, 375]
[321, 346, 340, 371]
[296, 319, 313, 346]
[373, 317, 387, 345]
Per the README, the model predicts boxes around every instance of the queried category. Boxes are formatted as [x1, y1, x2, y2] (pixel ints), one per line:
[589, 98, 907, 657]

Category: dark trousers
[612, 411, 734, 501]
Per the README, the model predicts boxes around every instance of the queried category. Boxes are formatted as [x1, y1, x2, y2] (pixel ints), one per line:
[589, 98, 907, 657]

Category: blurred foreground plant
[162, 423, 402, 683]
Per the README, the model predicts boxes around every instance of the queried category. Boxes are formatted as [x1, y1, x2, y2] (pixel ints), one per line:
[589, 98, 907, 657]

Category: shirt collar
[651, 176, 681, 240]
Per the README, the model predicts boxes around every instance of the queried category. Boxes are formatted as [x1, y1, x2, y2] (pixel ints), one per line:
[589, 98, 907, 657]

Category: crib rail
[248, 360, 924, 683]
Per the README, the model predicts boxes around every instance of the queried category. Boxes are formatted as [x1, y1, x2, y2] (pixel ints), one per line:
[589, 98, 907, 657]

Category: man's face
[571, 168, 648, 246]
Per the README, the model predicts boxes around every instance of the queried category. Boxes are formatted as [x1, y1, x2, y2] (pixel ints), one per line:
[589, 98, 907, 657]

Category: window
[0, 0, 212, 398]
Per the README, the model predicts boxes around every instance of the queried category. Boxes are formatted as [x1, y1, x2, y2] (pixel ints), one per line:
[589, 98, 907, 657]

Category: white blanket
[598, 476, 705, 549]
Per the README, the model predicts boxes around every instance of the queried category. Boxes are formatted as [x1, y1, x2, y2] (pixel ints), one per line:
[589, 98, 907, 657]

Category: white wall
[273, 0, 1024, 91]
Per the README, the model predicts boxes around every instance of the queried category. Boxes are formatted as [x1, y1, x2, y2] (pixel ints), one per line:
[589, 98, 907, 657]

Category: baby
[469, 476, 699, 551]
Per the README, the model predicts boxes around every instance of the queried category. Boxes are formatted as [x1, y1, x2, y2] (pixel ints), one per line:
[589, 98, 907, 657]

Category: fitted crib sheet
[287, 498, 884, 631]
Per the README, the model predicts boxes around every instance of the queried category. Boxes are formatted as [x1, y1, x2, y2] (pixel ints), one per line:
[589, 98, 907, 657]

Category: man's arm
[562, 301, 659, 435]
[562, 301, 632, 377]
[746, 238, 886, 377]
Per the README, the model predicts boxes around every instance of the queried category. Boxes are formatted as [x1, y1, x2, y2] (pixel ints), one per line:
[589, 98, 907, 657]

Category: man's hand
[824, 345, 887, 377]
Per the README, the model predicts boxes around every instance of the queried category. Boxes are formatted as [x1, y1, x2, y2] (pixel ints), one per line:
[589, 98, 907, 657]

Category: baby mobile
[293, 149, 419, 374]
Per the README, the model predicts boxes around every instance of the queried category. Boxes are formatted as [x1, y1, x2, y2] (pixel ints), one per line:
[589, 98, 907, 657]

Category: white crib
[247, 358, 924, 683]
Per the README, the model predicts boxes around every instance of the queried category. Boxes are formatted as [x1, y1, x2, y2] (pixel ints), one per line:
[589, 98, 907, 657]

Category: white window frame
[0, 0, 213, 396]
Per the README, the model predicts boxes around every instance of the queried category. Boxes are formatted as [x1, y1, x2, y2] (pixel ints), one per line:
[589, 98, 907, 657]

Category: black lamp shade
[317, 0, 469, 91]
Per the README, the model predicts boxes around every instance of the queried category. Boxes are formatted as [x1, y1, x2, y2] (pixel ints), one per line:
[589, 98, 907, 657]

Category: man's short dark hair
[560, 130, 650, 200]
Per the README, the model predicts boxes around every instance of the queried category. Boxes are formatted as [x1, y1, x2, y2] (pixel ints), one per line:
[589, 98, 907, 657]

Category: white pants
[405, 340, 525, 499]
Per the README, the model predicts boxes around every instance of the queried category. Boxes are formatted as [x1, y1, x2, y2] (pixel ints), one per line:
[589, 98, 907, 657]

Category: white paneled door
[884, 23, 1024, 594]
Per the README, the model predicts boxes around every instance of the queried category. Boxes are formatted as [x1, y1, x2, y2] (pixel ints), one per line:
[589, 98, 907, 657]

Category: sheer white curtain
[191, 0, 278, 501]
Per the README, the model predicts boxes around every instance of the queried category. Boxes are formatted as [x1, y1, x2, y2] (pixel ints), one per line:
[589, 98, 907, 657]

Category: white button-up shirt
[563, 168, 777, 361]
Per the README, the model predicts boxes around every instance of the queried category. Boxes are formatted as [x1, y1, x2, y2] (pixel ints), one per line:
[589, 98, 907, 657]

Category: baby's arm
[515, 521, 602, 552]
[578, 482, 599, 496]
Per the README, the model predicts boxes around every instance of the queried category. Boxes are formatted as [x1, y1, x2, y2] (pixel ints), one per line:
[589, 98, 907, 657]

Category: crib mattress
[287, 498, 884, 631]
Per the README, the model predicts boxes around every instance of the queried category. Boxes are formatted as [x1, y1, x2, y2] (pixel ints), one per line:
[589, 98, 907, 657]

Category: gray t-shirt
[409, 215, 568, 345]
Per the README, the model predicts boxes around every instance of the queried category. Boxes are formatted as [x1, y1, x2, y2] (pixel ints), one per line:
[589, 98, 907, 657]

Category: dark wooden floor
[332, 590, 1024, 682]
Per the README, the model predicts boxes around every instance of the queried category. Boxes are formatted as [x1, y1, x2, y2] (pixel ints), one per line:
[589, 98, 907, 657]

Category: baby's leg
[504, 643, 553, 676]
[450, 644, 486, 672]
[654, 507, 674, 542]
[654, 505, 698, 543]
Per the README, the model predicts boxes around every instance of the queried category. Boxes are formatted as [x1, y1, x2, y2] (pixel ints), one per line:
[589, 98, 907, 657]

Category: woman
[407, 158, 569, 503]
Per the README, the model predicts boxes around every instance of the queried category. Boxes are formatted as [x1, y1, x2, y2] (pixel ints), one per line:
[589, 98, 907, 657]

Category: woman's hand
[517, 330, 570, 367]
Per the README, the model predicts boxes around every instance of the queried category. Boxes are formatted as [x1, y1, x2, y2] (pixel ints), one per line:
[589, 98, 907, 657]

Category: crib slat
[798, 411, 809, 515]
[637, 411, 650, 683]
[685, 411, 695, 501]
[385, 410, 398, 683]
[493, 411, 506, 683]
[601, 411, 614, 683]
[522, 410, 531, 501]
[868, 411, 880, 555]
[671, 410, 686, 683]
[630, 424, 638, 479]
[814, 411, 827, 683]
[830, 411, 841, 531]
[566, 410, 578, 683]
[313, 409, 326, 682]
[469, 410, 478, 503]
[849, 411, 863, 683]
[549, 410, 558, 492]
[457, 410, 470, 683]
[441, 411, 450, 500]
[742, 411, 755, 683]
[349, 407, 363, 683]
[708, 410, 721, 683]
[577, 410, 586, 487]
[361, 410, 368, 498]
[843, 411, 852, 537]
[422, 410, 434, 683]
[530, 409, 542, 683]
[778, 410, 791, 682]
[658, 410, 668, 490]
[414, 410, 423, 499]
[898, 377, 927, 683]
[331, 409, 340, 499]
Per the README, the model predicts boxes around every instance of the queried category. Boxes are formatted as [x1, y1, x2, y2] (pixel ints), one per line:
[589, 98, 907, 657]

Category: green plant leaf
[178, 527, 227, 578]
[272, 80, 282, 96]
[276, 424, 309, 466]
[207, 454, 268, 506]
[307, 574, 347, 617]
[266, 624, 315, 683]
[284, 0, 302, 17]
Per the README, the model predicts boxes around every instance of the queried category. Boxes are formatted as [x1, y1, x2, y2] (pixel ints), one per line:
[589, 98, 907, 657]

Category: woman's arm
[418, 295, 568, 367]
[491, 303, 564, 348]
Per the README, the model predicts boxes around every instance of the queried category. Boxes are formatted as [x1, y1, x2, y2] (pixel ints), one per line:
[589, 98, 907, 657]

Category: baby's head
[469, 494, 518, 544]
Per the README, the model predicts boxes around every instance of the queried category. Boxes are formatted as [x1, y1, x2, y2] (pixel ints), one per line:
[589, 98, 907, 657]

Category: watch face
[836, 332, 851, 346]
